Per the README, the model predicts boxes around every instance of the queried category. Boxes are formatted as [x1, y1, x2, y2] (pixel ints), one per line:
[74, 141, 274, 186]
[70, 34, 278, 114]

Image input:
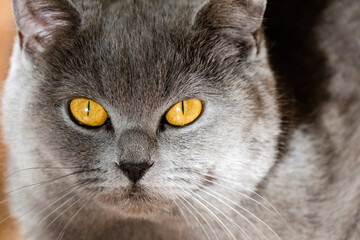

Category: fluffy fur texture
[1, 0, 359, 239]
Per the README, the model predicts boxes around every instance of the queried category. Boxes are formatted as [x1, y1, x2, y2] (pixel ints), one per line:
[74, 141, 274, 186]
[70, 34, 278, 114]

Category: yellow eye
[69, 98, 108, 127]
[165, 99, 203, 126]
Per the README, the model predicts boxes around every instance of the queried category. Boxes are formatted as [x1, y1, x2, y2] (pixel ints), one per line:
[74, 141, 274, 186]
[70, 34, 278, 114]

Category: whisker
[180, 188, 237, 240]
[179, 196, 219, 240]
[195, 170, 287, 225]
[0, 166, 85, 185]
[196, 185, 266, 240]
[189, 189, 252, 240]
[1, 169, 90, 201]
[39, 195, 77, 226]
[56, 196, 92, 240]
[35, 177, 99, 219]
[201, 185, 282, 239]
[172, 199, 192, 231]
[177, 196, 211, 240]
[194, 174, 278, 239]
[0, 180, 87, 226]
[38, 197, 82, 238]
[197, 172, 275, 216]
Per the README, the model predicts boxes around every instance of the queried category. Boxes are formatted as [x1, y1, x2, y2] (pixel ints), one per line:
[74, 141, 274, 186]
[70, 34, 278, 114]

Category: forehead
[95, 1, 202, 98]
[40, 1, 226, 120]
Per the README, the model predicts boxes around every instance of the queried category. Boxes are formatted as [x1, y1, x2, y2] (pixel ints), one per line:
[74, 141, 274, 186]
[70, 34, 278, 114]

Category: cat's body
[2, 0, 360, 239]
[259, 0, 360, 239]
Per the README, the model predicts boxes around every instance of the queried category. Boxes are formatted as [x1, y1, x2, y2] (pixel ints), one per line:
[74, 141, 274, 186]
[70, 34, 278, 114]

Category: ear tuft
[12, 0, 80, 54]
[194, 0, 267, 54]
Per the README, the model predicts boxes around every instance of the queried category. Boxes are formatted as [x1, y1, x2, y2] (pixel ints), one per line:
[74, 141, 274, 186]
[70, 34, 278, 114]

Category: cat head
[5, 0, 280, 218]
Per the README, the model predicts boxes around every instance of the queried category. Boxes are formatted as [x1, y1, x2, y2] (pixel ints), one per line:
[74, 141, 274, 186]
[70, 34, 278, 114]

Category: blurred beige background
[0, 0, 21, 239]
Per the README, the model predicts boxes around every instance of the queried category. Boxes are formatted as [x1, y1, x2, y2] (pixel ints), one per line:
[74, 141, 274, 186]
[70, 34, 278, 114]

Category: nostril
[119, 162, 153, 183]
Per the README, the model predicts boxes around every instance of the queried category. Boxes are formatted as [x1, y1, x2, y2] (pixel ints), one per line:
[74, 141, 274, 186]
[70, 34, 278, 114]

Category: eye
[165, 99, 203, 126]
[69, 98, 108, 127]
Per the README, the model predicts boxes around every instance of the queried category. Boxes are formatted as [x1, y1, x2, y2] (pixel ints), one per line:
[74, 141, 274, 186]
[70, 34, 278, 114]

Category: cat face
[4, 0, 280, 218]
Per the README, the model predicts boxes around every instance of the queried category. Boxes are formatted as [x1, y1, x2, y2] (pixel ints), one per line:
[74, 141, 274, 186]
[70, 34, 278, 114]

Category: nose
[119, 162, 153, 183]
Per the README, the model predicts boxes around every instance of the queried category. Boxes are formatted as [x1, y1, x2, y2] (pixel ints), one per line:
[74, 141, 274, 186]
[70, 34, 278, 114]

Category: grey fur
[1, 0, 359, 239]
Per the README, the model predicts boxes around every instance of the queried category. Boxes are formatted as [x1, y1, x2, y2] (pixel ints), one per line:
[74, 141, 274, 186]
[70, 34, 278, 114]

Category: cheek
[210, 119, 279, 194]
[34, 115, 111, 169]
[145, 112, 278, 196]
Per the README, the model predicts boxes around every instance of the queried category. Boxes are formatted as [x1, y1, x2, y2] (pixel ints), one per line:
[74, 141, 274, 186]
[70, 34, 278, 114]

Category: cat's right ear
[12, 0, 81, 55]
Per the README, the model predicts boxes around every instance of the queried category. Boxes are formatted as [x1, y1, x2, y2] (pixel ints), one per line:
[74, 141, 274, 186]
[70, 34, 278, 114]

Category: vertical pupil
[87, 101, 91, 116]
[181, 101, 185, 115]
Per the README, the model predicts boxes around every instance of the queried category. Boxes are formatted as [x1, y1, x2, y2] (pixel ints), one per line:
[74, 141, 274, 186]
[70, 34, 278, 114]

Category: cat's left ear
[193, 0, 266, 56]
[12, 0, 81, 55]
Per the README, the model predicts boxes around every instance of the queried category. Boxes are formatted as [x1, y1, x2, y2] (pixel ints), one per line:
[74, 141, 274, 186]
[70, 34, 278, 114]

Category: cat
[1, 0, 360, 239]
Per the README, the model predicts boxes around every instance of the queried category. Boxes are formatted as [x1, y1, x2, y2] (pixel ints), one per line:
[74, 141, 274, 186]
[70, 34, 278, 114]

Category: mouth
[119, 185, 170, 218]
[125, 185, 151, 201]
[92, 184, 170, 218]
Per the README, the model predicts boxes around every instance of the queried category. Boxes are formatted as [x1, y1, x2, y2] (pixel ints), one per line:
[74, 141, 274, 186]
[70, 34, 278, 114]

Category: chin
[92, 185, 174, 219]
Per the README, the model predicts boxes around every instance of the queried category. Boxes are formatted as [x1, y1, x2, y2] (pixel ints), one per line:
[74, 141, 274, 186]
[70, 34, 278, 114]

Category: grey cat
[2, 0, 360, 239]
